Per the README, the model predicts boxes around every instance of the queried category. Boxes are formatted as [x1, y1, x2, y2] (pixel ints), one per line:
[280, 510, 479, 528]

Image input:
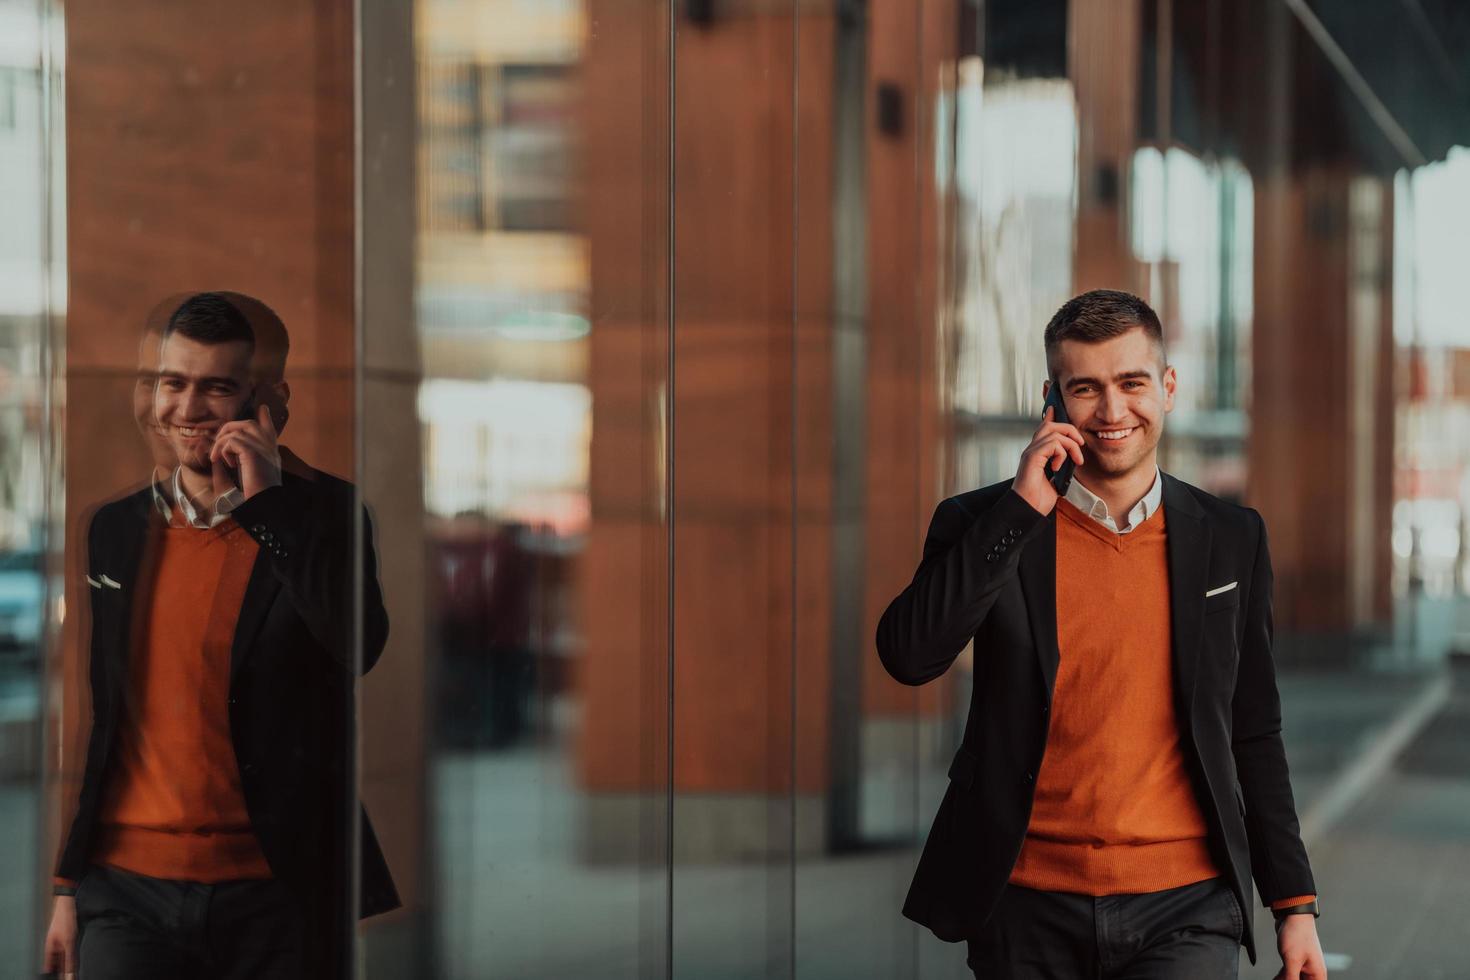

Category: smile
[174, 426, 215, 439]
[1093, 427, 1137, 441]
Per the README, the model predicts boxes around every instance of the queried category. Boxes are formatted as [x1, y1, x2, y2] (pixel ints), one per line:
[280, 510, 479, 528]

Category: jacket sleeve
[1231, 510, 1317, 905]
[876, 488, 1048, 686]
[229, 480, 390, 675]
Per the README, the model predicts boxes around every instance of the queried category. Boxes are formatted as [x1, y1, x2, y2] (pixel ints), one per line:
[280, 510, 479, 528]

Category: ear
[1161, 364, 1177, 413]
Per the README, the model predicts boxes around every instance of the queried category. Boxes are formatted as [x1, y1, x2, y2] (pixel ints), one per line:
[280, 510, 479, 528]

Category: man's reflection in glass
[44, 292, 397, 980]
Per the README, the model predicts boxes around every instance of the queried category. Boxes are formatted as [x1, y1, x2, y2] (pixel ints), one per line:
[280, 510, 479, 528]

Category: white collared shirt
[1064, 465, 1162, 535]
[150, 467, 243, 529]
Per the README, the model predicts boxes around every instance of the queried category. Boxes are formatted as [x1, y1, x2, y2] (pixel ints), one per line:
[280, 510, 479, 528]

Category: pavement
[1240, 665, 1470, 980]
[1, 646, 1466, 976]
[418, 660, 1468, 979]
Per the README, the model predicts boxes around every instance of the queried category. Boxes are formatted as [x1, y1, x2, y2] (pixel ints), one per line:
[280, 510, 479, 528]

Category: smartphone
[1041, 382, 1076, 496]
[218, 392, 258, 489]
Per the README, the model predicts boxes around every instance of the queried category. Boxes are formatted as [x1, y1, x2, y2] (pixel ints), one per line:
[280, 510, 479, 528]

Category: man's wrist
[1271, 899, 1319, 920]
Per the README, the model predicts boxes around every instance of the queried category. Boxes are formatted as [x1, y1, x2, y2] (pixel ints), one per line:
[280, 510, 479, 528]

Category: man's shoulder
[283, 464, 355, 497]
[1161, 471, 1263, 532]
[87, 484, 156, 529]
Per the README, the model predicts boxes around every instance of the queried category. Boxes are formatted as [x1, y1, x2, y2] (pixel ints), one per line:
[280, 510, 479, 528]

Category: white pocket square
[1204, 581, 1237, 597]
[86, 575, 101, 588]
[90, 573, 122, 590]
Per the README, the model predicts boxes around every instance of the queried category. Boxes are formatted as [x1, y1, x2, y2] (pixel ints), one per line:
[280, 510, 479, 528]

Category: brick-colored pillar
[860, 0, 960, 723]
[580, 4, 837, 858]
[1249, 168, 1396, 644]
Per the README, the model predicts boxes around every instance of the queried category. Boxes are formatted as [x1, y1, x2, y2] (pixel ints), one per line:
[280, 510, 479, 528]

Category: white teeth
[1097, 428, 1135, 441]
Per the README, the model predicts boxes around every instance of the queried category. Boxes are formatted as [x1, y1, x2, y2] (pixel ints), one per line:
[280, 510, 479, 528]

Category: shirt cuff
[1270, 894, 1317, 910]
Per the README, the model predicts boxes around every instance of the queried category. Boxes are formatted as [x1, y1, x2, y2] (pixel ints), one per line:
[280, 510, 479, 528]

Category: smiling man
[877, 290, 1327, 979]
[44, 293, 397, 979]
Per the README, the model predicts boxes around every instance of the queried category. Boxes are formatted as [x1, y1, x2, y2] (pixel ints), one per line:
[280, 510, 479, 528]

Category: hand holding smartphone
[1040, 383, 1076, 496]
[1010, 381, 1085, 515]
[208, 397, 283, 501]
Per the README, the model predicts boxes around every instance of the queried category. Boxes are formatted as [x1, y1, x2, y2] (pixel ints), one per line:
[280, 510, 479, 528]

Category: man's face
[1047, 326, 1175, 481]
[153, 334, 254, 473]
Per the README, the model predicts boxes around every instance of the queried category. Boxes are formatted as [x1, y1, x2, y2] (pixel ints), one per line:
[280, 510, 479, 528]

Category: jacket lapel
[1017, 508, 1061, 702]
[1161, 472, 1210, 727]
[229, 547, 281, 686]
[101, 490, 163, 678]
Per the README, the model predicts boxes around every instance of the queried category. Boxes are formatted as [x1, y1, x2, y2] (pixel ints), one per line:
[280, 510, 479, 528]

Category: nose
[1096, 387, 1129, 425]
[172, 386, 209, 423]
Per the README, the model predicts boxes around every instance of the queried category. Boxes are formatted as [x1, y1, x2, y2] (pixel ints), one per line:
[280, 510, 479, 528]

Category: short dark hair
[1043, 289, 1165, 380]
[159, 291, 290, 382]
[164, 292, 256, 348]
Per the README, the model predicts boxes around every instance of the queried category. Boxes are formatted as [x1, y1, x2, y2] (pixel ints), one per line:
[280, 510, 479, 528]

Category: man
[877, 290, 1327, 979]
[43, 293, 398, 979]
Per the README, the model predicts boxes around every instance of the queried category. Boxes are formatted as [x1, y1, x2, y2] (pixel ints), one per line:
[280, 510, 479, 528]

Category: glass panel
[46, 2, 365, 975]
[1, 0, 61, 969]
[366, 0, 673, 976]
[664, 3, 797, 976]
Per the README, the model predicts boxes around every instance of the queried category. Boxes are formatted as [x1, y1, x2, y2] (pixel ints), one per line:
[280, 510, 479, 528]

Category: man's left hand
[1274, 914, 1327, 980]
[210, 403, 283, 500]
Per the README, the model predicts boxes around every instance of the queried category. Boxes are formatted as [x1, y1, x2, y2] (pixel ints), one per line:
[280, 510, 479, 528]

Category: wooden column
[1069, 0, 1144, 295]
[860, 0, 959, 721]
[1249, 168, 1396, 645]
[580, 4, 837, 858]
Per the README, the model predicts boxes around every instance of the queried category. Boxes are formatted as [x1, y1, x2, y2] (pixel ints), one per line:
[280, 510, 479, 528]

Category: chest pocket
[1204, 584, 1240, 618]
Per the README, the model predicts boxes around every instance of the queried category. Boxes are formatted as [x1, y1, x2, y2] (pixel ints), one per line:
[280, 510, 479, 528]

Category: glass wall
[6, 0, 1468, 977]
[0, 0, 60, 969]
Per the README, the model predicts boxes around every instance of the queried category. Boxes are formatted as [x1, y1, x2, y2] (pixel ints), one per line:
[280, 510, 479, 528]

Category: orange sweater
[91, 518, 273, 882]
[1009, 498, 1218, 894]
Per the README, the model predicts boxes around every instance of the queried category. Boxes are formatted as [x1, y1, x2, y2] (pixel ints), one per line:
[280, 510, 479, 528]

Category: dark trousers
[967, 876, 1242, 980]
[76, 864, 305, 980]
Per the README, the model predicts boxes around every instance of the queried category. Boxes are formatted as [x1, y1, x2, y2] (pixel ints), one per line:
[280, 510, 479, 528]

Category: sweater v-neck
[1055, 495, 1165, 550]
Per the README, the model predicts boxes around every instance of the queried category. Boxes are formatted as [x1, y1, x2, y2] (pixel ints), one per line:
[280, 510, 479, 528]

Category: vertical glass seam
[350, 0, 366, 947]
[665, 1, 677, 977]
[35, 3, 62, 967]
[789, 3, 801, 977]
[911, 2, 925, 977]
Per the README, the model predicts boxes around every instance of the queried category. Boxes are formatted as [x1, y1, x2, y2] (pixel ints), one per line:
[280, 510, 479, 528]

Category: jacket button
[1024, 771, 1035, 783]
[985, 553, 997, 563]
[252, 524, 265, 533]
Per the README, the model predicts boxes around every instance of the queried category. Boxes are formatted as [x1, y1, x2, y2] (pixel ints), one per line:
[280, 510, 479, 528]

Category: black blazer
[58, 468, 400, 963]
[876, 472, 1315, 965]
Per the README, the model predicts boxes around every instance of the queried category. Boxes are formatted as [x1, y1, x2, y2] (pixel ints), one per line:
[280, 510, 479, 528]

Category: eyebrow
[1064, 370, 1153, 390]
[157, 370, 243, 388]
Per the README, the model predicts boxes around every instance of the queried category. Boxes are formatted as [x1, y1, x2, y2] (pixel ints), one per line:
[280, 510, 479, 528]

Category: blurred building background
[0, 0, 1468, 976]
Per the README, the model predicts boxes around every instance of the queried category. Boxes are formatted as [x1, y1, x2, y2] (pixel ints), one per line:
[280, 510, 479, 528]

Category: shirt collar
[153, 467, 242, 529]
[149, 468, 173, 522]
[1064, 465, 1162, 534]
